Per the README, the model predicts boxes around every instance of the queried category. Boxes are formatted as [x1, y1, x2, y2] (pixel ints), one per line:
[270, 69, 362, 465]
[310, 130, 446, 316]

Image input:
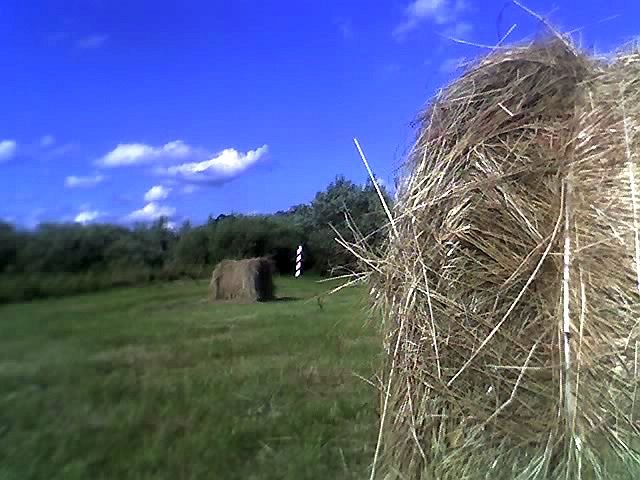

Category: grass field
[0, 276, 380, 480]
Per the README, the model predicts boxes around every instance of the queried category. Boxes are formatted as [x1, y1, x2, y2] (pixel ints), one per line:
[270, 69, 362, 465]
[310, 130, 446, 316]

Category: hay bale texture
[209, 257, 275, 302]
[366, 40, 640, 479]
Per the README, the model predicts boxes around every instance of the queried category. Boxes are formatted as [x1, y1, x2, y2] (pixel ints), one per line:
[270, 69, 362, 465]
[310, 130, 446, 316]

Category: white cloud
[38, 142, 78, 159]
[41, 135, 55, 147]
[77, 34, 109, 49]
[394, 0, 469, 39]
[0, 140, 17, 162]
[144, 185, 171, 202]
[157, 145, 268, 184]
[74, 210, 102, 224]
[98, 140, 193, 167]
[182, 185, 199, 194]
[127, 202, 176, 222]
[440, 56, 467, 73]
[443, 21, 472, 39]
[50, 143, 77, 156]
[65, 174, 105, 188]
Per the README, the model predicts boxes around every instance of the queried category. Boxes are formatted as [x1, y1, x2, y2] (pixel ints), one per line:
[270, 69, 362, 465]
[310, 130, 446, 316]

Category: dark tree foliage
[0, 176, 391, 302]
[0, 222, 22, 273]
[293, 176, 391, 274]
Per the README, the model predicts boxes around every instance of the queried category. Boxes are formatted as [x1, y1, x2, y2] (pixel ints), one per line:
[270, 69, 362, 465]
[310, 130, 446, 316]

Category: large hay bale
[367, 40, 640, 479]
[209, 257, 275, 302]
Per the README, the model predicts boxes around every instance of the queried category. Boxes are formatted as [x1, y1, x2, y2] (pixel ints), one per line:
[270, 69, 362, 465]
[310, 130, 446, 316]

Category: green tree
[302, 175, 391, 274]
[174, 227, 210, 266]
[0, 222, 21, 273]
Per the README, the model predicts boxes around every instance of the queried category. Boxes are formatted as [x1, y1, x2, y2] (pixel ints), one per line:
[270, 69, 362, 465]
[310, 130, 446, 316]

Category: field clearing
[0, 276, 380, 480]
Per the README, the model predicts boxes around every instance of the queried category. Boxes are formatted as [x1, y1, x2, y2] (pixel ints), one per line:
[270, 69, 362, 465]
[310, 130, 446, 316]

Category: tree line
[0, 176, 391, 303]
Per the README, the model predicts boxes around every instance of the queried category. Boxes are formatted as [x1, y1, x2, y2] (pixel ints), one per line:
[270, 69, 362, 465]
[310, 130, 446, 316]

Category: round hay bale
[367, 40, 640, 479]
[209, 257, 275, 302]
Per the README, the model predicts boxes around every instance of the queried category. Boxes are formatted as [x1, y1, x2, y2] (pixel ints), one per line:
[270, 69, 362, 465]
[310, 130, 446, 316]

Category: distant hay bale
[209, 257, 275, 302]
[363, 39, 640, 479]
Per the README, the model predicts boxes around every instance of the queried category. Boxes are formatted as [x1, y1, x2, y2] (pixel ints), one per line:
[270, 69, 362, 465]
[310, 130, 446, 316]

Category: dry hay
[209, 257, 275, 302]
[359, 39, 640, 479]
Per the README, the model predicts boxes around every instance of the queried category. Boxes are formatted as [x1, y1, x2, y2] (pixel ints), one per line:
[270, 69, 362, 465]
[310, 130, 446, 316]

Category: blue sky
[1, 0, 638, 228]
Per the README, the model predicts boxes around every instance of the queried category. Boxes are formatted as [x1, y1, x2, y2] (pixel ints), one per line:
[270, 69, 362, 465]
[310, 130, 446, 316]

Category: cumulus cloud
[127, 202, 176, 222]
[0, 140, 17, 162]
[74, 210, 103, 224]
[41, 135, 55, 147]
[65, 174, 105, 188]
[156, 145, 269, 184]
[77, 34, 109, 49]
[97, 141, 268, 185]
[394, 0, 469, 39]
[97, 140, 193, 167]
[144, 185, 171, 202]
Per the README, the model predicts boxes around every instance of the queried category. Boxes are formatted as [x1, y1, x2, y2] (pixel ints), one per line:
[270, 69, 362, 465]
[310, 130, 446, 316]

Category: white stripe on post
[295, 245, 303, 278]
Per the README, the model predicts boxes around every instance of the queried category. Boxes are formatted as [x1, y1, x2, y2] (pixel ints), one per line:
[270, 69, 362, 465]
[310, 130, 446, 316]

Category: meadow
[0, 276, 380, 480]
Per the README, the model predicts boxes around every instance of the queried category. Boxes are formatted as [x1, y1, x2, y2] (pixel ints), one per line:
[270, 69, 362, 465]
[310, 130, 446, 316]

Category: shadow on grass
[206, 296, 303, 304]
[266, 296, 300, 303]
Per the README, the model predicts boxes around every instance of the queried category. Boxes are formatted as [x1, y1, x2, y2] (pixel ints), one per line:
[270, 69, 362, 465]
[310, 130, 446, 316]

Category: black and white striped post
[295, 245, 303, 278]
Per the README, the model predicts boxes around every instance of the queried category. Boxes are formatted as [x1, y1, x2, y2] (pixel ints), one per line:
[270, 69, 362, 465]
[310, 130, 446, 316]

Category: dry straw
[351, 37, 640, 479]
[209, 257, 275, 302]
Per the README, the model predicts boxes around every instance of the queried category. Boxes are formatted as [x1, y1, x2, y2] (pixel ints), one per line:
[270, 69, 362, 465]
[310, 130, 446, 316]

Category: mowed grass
[0, 276, 381, 480]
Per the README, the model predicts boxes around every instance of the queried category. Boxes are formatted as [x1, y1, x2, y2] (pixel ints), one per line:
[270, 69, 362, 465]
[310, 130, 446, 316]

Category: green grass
[0, 266, 208, 304]
[0, 276, 380, 480]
